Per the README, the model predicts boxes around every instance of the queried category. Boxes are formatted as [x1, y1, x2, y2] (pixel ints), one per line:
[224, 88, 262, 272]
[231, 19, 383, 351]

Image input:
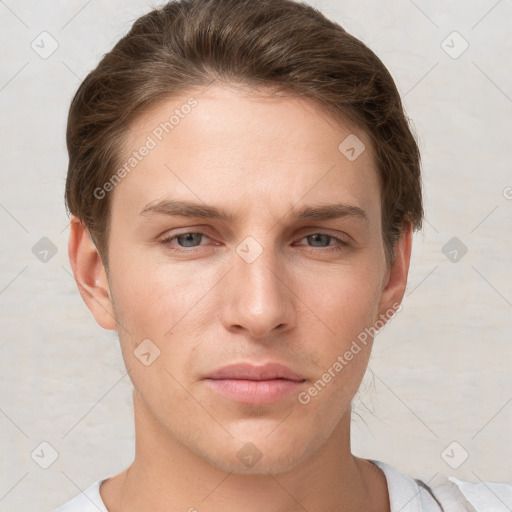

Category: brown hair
[65, 0, 423, 268]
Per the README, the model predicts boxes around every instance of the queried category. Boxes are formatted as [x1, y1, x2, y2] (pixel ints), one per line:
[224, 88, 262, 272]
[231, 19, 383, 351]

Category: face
[77, 83, 409, 475]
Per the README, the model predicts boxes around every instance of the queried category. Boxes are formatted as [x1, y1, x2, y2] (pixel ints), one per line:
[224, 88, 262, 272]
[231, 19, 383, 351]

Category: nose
[220, 238, 296, 340]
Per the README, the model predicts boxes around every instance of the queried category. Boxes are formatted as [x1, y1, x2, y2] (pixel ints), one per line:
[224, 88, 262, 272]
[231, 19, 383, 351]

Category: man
[55, 0, 511, 510]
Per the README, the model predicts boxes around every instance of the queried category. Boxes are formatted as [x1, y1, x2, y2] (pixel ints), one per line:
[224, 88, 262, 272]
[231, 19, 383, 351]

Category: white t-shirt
[52, 458, 512, 512]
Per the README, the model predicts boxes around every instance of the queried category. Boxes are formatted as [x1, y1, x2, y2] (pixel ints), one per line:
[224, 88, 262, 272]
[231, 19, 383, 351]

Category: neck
[100, 392, 389, 512]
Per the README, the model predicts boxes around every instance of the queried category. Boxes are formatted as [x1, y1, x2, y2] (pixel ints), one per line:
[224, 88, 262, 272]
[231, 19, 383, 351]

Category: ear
[377, 222, 413, 320]
[68, 216, 117, 331]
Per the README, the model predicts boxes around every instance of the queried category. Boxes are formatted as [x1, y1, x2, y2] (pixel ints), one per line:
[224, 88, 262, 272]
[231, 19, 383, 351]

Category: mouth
[203, 362, 306, 405]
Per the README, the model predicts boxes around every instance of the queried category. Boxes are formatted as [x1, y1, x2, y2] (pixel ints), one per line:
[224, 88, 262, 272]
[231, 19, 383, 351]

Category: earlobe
[68, 216, 117, 331]
[377, 223, 413, 319]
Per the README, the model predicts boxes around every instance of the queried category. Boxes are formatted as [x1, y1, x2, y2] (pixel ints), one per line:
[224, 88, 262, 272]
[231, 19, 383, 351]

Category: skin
[68, 82, 412, 512]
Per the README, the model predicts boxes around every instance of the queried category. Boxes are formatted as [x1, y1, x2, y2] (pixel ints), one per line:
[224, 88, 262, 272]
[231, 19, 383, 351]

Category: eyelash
[159, 231, 349, 253]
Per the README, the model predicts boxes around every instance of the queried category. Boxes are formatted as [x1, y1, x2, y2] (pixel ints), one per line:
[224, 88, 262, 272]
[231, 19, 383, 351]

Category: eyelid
[159, 228, 351, 251]
[158, 225, 349, 241]
[159, 230, 213, 247]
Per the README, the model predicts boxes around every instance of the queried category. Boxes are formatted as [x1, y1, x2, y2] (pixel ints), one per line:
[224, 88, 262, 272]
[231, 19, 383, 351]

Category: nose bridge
[223, 233, 293, 337]
[236, 233, 283, 305]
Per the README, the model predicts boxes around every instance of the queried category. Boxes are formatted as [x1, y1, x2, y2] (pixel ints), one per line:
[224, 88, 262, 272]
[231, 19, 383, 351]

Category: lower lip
[205, 378, 304, 405]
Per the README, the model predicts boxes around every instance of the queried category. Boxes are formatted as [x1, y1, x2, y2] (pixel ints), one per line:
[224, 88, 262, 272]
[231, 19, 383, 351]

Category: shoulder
[442, 476, 512, 511]
[52, 478, 109, 512]
[369, 459, 512, 512]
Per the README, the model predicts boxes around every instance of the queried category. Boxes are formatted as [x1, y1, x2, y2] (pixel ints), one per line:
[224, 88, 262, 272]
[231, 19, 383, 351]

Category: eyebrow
[139, 199, 368, 223]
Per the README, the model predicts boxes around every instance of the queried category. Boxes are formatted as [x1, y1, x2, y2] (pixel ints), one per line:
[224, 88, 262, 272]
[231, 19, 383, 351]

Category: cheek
[108, 258, 219, 376]
[109, 252, 198, 327]
[108, 262, 201, 408]
[304, 263, 383, 339]
[296, 264, 383, 394]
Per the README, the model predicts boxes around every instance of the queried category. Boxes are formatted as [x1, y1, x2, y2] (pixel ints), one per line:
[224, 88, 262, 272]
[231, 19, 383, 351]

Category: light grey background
[0, 0, 511, 510]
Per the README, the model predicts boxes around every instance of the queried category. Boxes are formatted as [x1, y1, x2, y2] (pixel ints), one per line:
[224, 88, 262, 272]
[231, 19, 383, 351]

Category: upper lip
[205, 363, 305, 382]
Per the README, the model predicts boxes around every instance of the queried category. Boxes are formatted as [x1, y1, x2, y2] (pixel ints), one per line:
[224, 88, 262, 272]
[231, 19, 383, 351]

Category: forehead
[111, 83, 380, 225]
[126, 82, 370, 156]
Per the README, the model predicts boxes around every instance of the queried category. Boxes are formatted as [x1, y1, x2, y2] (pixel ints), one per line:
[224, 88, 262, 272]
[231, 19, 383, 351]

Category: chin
[210, 451, 307, 476]
[195, 429, 315, 476]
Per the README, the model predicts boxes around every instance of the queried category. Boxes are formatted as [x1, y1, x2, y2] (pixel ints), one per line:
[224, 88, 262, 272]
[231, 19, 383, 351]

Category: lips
[205, 362, 305, 382]
[203, 363, 306, 404]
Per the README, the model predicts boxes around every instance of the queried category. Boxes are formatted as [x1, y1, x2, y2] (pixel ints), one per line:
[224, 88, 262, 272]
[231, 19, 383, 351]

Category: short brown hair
[65, 0, 423, 267]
